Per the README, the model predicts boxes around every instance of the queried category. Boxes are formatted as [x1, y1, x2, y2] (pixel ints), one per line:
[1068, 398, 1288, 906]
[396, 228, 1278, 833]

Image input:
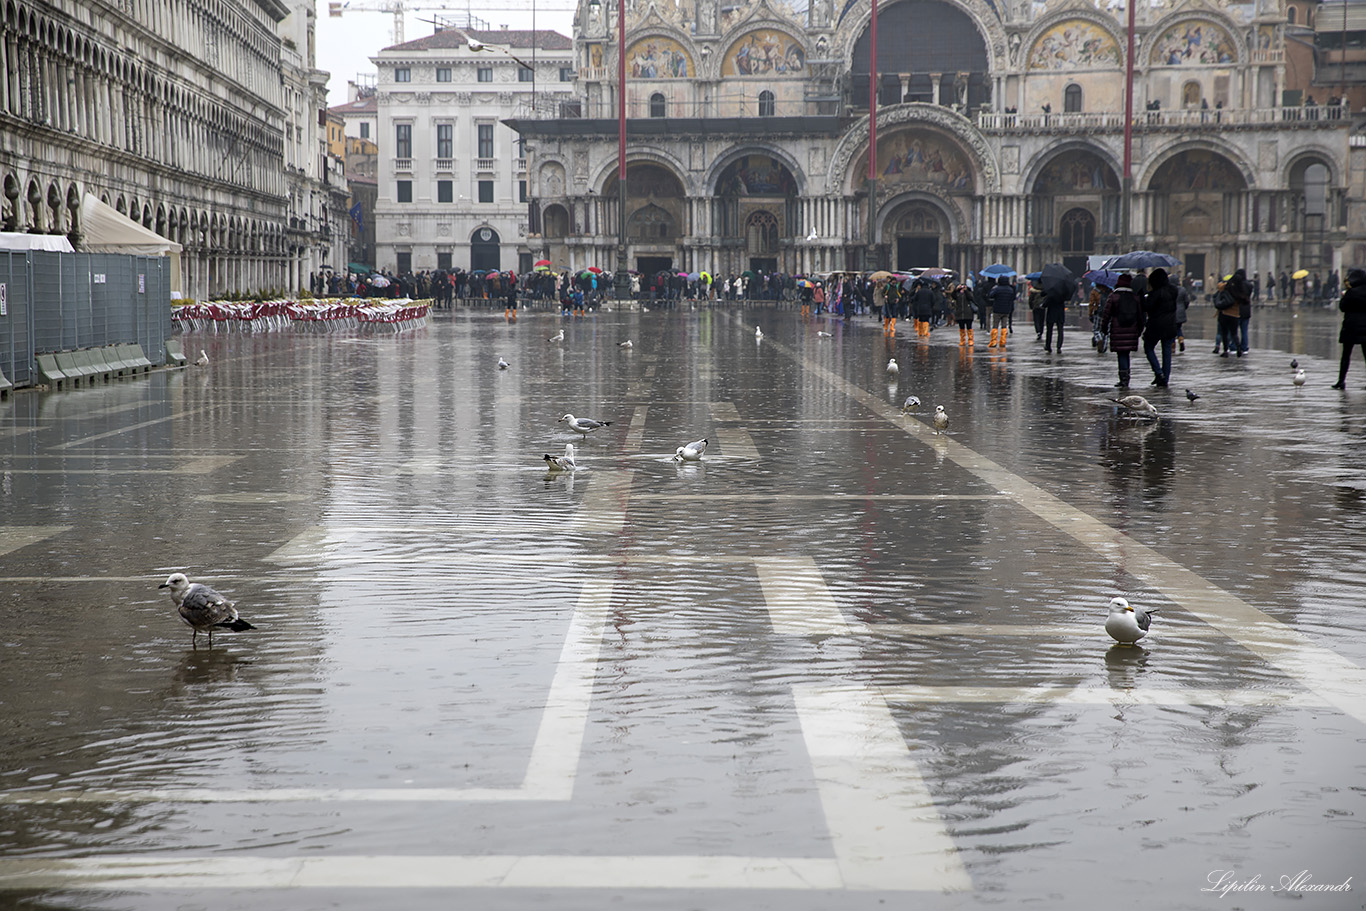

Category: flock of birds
[157, 311, 1175, 650]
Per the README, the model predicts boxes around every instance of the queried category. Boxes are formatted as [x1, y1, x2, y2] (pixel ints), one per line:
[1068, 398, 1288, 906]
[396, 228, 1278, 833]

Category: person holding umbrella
[1038, 264, 1075, 353]
[987, 275, 1016, 348]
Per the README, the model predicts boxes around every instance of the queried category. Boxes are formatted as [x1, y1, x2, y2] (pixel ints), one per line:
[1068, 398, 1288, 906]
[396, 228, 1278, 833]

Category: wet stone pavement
[0, 302, 1363, 910]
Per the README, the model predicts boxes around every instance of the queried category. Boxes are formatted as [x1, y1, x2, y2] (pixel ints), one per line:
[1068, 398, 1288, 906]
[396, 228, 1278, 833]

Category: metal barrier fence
[0, 251, 171, 389]
[172, 299, 431, 333]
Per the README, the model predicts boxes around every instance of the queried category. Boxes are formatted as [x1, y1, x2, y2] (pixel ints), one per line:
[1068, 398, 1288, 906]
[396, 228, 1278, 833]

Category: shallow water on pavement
[0, 302, 1363, 910]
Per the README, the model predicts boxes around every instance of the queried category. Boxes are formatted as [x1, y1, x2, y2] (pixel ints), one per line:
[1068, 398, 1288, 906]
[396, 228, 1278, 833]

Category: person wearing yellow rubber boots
[987, 275, 1016, 347]
[910, 279, 935, 340]
[953, 282, 976, 347]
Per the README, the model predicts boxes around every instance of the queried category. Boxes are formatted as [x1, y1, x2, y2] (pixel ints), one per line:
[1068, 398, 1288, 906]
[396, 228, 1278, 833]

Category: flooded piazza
[0, 303, 1364, 910]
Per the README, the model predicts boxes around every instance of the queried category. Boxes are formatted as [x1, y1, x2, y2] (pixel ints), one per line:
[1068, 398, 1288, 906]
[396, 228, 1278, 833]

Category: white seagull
[1105, 596, 1158, 646]
[1293, 368, 1306, 387]
[549, 328, 565, 343]
[159, 573, 255, 648]
[900, 395, 922, 414]
[755, 326, 764, 340]
[817, 330, 833, 338]
[673, 438, 708, 461]
[1110, 394, 1159, 418]
[544, 442, 577, 472]
[194, 350, 210, 367]
[497, 357, 510, 370]
[618, 340, 633, 348]
[932, 405, 949, 433]
[559, 413, 614, 438]
[886, 358, 899, 377]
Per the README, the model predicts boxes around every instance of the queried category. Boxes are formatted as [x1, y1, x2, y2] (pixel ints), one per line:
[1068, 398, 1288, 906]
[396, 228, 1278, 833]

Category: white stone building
[371, 27, 576, 275]
[512, 0, 1364, 288]
[0, 0, 341, 300]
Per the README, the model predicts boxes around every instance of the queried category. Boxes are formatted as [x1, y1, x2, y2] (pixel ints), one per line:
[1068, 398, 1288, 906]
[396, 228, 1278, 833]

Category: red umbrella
[534, 259, 552, 268]
[586, 266, 603, 274]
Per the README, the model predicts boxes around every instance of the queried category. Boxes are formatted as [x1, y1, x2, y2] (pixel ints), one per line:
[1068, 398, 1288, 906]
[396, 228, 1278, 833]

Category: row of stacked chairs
[35, 344, 156, 390]
[173, 299, 431, 333]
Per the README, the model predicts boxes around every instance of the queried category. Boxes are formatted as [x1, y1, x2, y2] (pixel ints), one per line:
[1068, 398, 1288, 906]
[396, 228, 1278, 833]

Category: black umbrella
[1040, 262, 1077, 299]
[1103, 250, 1181, 270]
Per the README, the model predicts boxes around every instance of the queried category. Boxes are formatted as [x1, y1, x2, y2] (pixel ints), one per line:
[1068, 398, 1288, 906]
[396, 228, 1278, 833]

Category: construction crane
[329, 1, 577, 44]
[327, 1, 462, 45]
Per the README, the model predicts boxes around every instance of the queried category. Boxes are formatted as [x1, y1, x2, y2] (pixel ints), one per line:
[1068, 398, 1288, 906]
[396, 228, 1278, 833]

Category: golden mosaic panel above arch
[1027, 20, 1121, 71]
[624, 36, 694, 79]
[721, 29, 806, 77]
[858, 129, 975, 193]
[1149, 20, 1238, 66]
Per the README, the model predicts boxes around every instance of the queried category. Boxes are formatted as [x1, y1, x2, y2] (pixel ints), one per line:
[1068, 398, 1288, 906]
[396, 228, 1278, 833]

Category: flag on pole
[349, 202, 364, 235]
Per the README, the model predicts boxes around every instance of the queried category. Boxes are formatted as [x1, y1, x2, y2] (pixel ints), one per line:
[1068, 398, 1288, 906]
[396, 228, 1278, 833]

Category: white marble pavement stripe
[753, 318, 1366, 728]
[792, 683, 972, 892]
[0, 526, 71, 557]
[755, 555, 852, 636]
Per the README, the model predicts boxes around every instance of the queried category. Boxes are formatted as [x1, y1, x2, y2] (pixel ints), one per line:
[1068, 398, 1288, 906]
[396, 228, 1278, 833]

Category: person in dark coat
[1332, 268, 1366, 389]
[910, 280, 936, 338]
[1100, 273, 1145, 388]
[952, 282, 976, 347]
[1141, 268, 1180, 386]
[1028, 281, 1046, 340]
[987, 276, 1016, 348]
[1042, 284, 1067, 353]
[1228, 268, 1253, 355]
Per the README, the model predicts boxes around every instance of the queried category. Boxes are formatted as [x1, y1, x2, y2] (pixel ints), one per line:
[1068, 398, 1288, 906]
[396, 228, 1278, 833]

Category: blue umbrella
[1025, 271, 1043, 281]
[980, 264, 1016, 279]
[1084, 269, 1123, 288]
[1103, 250, 1181, 270]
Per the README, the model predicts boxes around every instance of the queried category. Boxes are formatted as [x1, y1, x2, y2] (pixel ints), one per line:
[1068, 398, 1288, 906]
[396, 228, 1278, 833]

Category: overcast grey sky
[315, 1, 577, 101]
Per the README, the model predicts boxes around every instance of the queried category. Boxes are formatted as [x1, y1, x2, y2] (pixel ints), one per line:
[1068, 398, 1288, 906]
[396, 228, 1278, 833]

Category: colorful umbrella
[868, 270, 894, 281]
[586, 266, 603, 274]
[534, 259, 552, 268]
[797, 278, 814, 289]
[700, 272, 712, 283]
[1292, 268, 1309, 280]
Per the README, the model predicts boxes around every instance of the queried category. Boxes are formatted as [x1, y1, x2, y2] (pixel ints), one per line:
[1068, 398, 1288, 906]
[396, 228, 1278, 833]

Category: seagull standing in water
[618, 340, 633, 348]
[755, 326, 764, 341]
[901, 395, 922, 414]
[932, 405, 949, 433]
[159, 573, 255, 648]
[544, 443, 577, 472]
[497, 357, 510, 370]
[1293, 368, 1306, 387]
[549, 328, 565, 343]
[194, 350, 210, 367]
[673, 438, 708, 461]
[1110, 394, 1159, 418]
[559, 413, 614, 439]
[886, 358, 899, 377]
[1105, 596, 1158, 646]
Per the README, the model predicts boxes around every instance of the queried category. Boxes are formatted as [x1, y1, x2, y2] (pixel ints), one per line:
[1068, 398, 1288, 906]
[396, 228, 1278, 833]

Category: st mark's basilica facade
[516, 0, 1360, 286]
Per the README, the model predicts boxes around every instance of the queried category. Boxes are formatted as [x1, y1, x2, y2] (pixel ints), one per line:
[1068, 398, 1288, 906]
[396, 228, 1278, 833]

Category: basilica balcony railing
[393, 158, 413, 172]
[515, 157, 528, 173]
[434, 158, 454, 173]
[975, 102, 1352, 133]
[476, 158, 496, 173]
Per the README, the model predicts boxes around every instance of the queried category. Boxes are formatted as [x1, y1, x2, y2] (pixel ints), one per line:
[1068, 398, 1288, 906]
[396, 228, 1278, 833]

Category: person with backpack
[1101, 273, 1144, 388]
[1141, 268, 1180, 386]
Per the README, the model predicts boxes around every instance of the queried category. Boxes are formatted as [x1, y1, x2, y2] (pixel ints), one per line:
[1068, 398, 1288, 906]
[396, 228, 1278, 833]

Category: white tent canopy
[78, 193, 182, 255]
[0, 232, 75, 253]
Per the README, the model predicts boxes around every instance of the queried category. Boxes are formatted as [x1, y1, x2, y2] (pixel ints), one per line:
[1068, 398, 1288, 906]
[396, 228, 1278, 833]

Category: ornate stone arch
[1281, 147, 1340, 188]
[1136, 138, 1255, 192]
[876, 189, 968, 247]
[827, 103, 999, 196]
[589, 148, 693, 197]
[1019, 140, 1122, 195]
[830, 0, 1009, 72]
[705, 143, 807, 196]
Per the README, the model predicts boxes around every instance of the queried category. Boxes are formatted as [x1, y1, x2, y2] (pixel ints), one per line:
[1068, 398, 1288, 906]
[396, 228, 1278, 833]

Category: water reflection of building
[503, 0, 1362, 283]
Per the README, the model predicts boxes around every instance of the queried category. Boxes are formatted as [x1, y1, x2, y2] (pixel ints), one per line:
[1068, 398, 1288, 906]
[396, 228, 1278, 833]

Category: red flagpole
[867, 0, 878, 266]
